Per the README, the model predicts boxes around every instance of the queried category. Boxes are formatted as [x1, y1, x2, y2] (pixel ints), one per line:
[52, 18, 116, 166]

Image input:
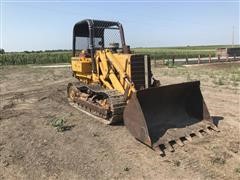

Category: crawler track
[67, 82, 126, 125]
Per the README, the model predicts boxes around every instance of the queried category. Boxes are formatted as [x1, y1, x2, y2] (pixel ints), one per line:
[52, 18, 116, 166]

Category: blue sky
[1, 1, 239, 51]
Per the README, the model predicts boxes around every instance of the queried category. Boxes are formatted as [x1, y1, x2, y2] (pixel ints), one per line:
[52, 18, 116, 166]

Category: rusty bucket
[123, 81, 218, 154]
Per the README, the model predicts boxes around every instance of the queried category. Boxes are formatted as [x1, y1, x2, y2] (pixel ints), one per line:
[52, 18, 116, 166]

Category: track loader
[68, 19, 219, 155]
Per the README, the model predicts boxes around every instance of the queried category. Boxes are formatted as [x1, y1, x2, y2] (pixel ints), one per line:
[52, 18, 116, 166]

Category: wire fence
[151, 54, 240, 67]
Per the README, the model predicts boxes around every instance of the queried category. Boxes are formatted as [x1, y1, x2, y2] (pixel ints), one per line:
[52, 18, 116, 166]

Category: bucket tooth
[166, 143, 175, 152]
[210, 125, 220, 132]
[176, 139, 184, 146]
[204, 128, 213, 135]
[159, 150, 165, 156]
[185, 135, 193, 142]
[154, 146, 165, 156]
[196, 131, 203, 138]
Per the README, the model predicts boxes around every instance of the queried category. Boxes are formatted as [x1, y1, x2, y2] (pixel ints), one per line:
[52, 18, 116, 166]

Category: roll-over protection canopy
[72, 19, 127, 73]
[73, 19, 122, 37]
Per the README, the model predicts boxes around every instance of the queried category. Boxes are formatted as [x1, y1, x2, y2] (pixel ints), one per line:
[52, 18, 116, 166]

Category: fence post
[198, 55, 201, 64]
[186, 56, 188, 64]
[208, 54, 211, 63]
[226, 54, 229, 62]
[218, 55, 221, 62]
[172, 56, 175, 66]
[154, 55, 157, 67]
[4, 54, 7, 65]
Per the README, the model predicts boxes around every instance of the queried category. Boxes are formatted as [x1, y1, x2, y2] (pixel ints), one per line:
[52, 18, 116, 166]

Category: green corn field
[0, 52, 72, 65]
[0, 45, 239, 65]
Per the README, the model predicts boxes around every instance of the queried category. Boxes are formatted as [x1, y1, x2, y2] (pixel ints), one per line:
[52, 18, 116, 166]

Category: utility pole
[232, 25, 235, 47]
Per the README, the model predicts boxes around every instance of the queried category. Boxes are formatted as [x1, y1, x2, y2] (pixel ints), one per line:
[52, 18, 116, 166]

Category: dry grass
[154, 62, 240, 90]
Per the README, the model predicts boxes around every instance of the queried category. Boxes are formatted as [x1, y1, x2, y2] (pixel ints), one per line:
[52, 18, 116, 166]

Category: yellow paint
[70, 49, 137, 99]
[71, 57, 92, 74]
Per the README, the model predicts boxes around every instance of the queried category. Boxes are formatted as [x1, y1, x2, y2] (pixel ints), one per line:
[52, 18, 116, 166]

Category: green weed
[235, 166, 240, 174]
[186, 73, 191, 81]
[50, 117, 74, 132]
[231, 74, 240, 82]
[213, 78, 224, 86]
[172, 160, 181, 167]
[211, 157, 226, 165]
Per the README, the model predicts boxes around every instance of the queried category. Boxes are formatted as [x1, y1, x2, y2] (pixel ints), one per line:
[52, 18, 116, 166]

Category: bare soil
[0, 63, 240, 180]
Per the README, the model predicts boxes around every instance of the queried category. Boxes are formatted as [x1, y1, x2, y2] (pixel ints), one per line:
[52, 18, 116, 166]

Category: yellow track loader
[67, 19, 219, 155]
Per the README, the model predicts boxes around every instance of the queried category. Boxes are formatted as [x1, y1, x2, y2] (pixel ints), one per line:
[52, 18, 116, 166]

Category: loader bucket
[123, 81, 218, 154]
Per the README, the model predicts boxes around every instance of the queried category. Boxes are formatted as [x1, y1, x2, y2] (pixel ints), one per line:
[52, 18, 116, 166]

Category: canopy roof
[73, 19, 121, 37]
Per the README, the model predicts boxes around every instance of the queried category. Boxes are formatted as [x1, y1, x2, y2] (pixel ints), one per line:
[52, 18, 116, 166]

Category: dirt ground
[0, 62, 239, 180]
